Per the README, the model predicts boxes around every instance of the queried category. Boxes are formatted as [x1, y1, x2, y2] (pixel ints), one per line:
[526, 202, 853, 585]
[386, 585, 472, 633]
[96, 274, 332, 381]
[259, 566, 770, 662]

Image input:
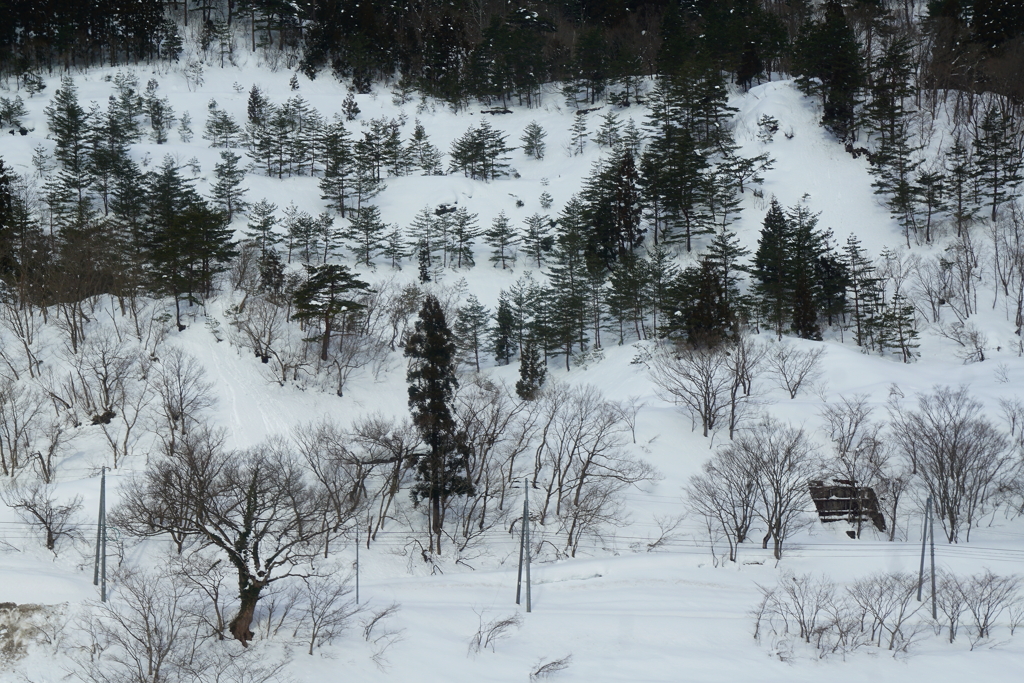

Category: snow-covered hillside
[2, 57, 1024, 683]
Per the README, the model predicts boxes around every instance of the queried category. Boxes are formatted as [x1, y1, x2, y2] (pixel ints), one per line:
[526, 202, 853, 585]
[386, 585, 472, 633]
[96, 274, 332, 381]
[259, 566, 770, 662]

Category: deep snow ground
[2, 58, 1024, 681]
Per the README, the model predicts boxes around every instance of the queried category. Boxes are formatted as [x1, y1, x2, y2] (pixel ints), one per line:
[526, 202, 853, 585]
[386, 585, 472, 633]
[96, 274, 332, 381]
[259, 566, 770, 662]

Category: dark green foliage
[454, 294, 491, 372]
[485, 211, 518, 269]
[515, 336, 546, 400]
[345, 205, 388, 267]
[794, 0, 864, 140]
[752, 198, 846, 341]
[449, 207, 480, 269]
[144, 157, 236, 329]
[245, 199, 281, 261]
[973, 105, 1023, 222]
[405, 295, 474, 553]
[448, 120, 513, 181]
[291, 263, 371, 362]
[581, 148, 645, 265]
[521, 121, 546, 160]
[843, 234, 883, 350]
[319, 122, 356, 217]
[521, 213, 553, 269]
[143, 79, 175, 144]
[211, 151, 249, 222]
[491, 293, 516, 365]
[203, 100, 241, 148]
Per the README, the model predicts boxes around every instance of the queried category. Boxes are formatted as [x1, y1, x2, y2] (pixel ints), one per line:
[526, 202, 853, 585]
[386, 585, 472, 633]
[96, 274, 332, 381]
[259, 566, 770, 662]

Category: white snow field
[2, 57, 1024, 682]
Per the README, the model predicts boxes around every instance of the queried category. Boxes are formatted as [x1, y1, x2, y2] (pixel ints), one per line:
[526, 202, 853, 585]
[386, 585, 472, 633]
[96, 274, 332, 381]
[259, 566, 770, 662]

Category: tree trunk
[229, 580, 266, 646]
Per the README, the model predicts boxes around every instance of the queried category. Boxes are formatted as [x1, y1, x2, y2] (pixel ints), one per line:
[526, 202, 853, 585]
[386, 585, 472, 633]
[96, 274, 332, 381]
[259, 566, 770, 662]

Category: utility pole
[93, 467, 107, 602]
[516, 478, 532, 613]
[930, 499, 937, 620]
[921, 497, 929, 602]
[524, 479, 531, 614]
[355, 526, 360, 605]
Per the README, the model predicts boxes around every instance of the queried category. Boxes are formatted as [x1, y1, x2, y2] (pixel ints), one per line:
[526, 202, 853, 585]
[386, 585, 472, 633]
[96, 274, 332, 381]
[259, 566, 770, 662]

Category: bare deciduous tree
[889, 385, 1017, 542]
[1, 480, 81, 553]
[686, 445, 758, 563]
[295, 572, 358, 655]
[732, 417, 818, 559]
[76, 564, 196, 683]
[152, 347, 216, 455]
[648, 343, 732, 438]
[766, 343, 824, 399]
[115, 434, 329, 646]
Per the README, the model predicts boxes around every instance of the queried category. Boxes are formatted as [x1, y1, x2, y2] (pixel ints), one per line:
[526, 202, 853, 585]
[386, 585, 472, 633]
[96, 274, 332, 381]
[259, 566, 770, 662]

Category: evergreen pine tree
[45, 75, 92, 206]
[320, 121, 355, 217]
[144, 79, 176, 144]
[450, 207, 480, 269]
[974, 105, 1023, 223]
[485, 211, 518, 269]
[595, 110, 623, 148]
[881, 292, 919, 363]
[787, 203, 826, 341]
[570, 111, 589, 156]
[203, 100, 241, 147]
[407, 121, 444, 175]
[178, 111, 194, 143]
[454, 294, 491, 372]
[842, 234, 882, 349]
[520, 121, 546, 160]
[943, 134, 978, 237]
[417, 239, 433, 283]
[211, 150, 249, 222]
[245, 199, 281, 262]
[794, 0, 864, 139]
[345, 205, 387, 267]
[752, 198, 792, 339]
[521, 213, 552, 269]
[292, 263, 371, 361]
[382, 226, 410, 269]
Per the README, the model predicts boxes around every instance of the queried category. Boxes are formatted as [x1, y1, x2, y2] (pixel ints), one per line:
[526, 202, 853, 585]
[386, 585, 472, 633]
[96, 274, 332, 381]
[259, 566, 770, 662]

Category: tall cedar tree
[405, 295, 474, 553]
[516, 336, 546, 400]
[752, 199, 792, 339]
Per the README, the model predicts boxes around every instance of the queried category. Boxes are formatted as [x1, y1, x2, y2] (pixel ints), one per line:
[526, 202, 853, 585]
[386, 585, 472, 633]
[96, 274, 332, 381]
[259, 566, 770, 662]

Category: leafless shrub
[960, 570, 1021, 647]
[914, 255, 956, 324]
[361, 602, 404, 671]
[171, 550, 234, 640]
[766, 343, 824, 399]
[686, 445, 758, 563]
[530, 654, 573, 679]
[755, 571, 926, 659]
[938, 321, 988, 363]
[632, 513, 684, 553]
[847, 572, 925, 652]
[468, 612, 522, 655]
[294, 573, 359, 655]
[0, 378, 47, 476]
[531, 384, 657, 557]
[1, 480, 81, 554]
[935, 570, 968, 643]
[74, 564, 195, 683]
[186, 642, 292, 683]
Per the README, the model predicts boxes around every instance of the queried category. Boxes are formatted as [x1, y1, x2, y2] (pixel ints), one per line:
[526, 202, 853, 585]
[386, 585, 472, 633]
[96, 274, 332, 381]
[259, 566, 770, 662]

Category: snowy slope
[2, 58, 1024, 682]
